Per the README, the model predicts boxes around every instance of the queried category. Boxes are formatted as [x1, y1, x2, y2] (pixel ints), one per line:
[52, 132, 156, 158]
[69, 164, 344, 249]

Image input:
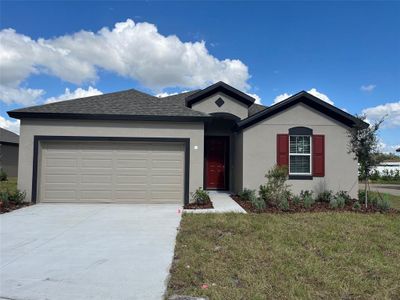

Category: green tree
[348, 116, 383, 207]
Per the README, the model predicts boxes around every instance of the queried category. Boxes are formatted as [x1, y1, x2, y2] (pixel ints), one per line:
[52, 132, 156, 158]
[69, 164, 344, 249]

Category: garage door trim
[32, 136, 190, 205]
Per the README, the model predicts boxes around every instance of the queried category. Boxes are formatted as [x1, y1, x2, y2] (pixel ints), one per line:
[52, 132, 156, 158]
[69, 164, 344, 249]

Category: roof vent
[215, 97, 225, 107]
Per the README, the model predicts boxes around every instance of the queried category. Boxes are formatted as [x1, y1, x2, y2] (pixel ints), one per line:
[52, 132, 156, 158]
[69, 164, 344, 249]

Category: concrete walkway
[184, 191, 246, 213]
[0, 204, 181, 300]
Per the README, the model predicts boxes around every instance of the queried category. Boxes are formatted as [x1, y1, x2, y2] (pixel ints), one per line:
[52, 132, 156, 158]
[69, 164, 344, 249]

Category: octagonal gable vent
[215, 97, 225, 107]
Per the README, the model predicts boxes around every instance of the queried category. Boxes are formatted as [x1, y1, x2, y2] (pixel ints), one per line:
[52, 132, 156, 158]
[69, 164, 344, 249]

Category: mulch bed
[231, 195, 399, 214]
[184, 201, 214, 210]
[0, 202, 31, 214]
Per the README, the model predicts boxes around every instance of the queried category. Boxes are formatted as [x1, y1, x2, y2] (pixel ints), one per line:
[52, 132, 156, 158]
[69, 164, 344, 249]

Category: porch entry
[204, 136, 229, 190]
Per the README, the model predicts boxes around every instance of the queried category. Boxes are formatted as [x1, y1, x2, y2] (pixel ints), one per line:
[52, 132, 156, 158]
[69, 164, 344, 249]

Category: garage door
[39, 141, 185, 204]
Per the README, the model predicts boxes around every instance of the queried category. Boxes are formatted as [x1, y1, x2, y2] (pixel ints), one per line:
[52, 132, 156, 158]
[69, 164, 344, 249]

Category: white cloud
[246, 93, 262, 105]
[0, 19, 250, 91]
[361, 84, 376, 92]
[273, 93, 292, 104]
[378, 141, 400, 154]
[0, 116, 20, 134]
[45, 86, 103, 104]
[362, 101, 400, 128]
[273, 88, 333, 105]
[0, 85, 45, 105]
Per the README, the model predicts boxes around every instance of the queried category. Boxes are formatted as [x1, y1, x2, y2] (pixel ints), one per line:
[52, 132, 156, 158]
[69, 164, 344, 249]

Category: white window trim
[289, 135, 312, 176]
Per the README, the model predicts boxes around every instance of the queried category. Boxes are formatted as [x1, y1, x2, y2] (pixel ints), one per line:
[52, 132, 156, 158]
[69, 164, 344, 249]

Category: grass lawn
[0, 177, 17, 193]
[168, 213, 400, 299]
[367, 190, 400, 210]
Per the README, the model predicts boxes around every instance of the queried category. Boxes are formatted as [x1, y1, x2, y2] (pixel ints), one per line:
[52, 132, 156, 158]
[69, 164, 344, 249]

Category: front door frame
[204, 135, 230, 190]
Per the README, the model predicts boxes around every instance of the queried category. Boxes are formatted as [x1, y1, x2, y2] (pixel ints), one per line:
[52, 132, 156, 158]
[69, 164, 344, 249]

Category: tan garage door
[39, 141, 185, 203]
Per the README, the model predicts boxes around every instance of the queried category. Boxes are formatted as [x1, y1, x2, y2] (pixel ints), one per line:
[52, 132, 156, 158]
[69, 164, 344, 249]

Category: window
[289, 135, 311, 175]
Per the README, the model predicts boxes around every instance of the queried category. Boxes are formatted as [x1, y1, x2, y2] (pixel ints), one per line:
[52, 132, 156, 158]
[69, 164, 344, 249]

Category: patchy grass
[367, 190, 400, 210]
[0, 177, 17, 193]
[168, 213, 400, 299]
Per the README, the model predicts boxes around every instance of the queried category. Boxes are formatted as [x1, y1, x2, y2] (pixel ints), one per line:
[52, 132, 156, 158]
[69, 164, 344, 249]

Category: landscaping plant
[348, 115, 383, 207]
[238, 188, 256, 202]
[191, 188, 210, 205]
[318, 190, 333, 203]
[259, 165, 291, 209]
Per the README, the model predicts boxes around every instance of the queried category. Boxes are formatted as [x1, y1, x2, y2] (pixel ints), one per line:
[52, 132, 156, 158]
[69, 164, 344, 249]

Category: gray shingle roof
[8, 89, 209, 119]
[0, 128, 19, 144]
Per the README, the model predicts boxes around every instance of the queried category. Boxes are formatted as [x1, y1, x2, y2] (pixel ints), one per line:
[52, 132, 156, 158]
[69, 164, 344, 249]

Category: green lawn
[0, 177, 17, 194]
[168, 213, 400, 299]
[367, 190, 400, 210]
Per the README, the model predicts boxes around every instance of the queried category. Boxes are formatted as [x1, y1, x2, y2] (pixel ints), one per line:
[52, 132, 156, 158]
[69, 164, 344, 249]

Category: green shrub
[303, 195, 315, 208]
[191, 188, 210, 205]
[353, 201, 361, 210]
[0, 169, 7, 181]
[317, 190, 333, 203]
[330, 195, 345, 209]
[238, 188, 256, 202]
[377, 195, 391, 212]
[292, 195, 302, 205]
[9, 189, 26, 204]
[251, 196, 266, 211]
[300, 190, 314, 200]
[277, 195, 289, 211]
[259, 165, 290, 207]
[0, 191, 9, 206]
[336, 191, 352, 205]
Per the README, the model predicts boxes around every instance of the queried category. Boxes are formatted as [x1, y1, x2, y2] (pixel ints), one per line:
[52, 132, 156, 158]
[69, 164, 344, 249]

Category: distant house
[0, 128, 19, 177]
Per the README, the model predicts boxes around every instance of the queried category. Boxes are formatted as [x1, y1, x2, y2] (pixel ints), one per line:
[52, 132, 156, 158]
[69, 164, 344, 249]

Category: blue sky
[0, 1, 399, 152]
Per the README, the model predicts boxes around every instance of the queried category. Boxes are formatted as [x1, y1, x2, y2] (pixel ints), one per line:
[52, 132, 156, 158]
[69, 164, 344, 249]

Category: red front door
[205, 137, 228, 189]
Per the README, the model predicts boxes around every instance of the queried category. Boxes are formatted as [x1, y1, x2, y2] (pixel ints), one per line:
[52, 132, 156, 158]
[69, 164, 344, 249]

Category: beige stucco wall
[233, 132, 243, 194]
[241, 103, 359, 198]
[18, 119, 204, 203]
[191, 92, 249, 120]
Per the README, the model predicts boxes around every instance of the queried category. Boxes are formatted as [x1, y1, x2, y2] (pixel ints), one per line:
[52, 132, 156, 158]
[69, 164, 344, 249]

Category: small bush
[353, 201, 361, 210]
[259, 165, 290, 207]
[251, 196, 266, 211]
[191, 188, 210, 205]
[9, 189, 26, 205]
[330, 195, 345, 209]
[277, 195, 289, 211]
[318, 190, 333, 203]
[300, 190, 314, 200]
[0, 169, 7, 181]
[292, 195, 302, 205]
[303, 195, 315, 208]
[0, 191, 9, 206]
[377, 195, 391, 212]
[239, 188, 256, 202]
[336, 191, 352, 205]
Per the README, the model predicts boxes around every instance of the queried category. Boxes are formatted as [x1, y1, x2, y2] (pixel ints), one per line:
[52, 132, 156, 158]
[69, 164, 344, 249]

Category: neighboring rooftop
[0, 128, 19, 144]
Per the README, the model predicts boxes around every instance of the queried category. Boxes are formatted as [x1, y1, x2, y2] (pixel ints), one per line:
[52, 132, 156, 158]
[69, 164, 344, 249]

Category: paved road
[0, 204, 181, 300]
[359, 183, 400, 196]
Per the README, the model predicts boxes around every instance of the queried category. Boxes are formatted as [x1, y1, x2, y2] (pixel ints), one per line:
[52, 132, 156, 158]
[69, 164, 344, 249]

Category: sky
[0, 1, 399, 152]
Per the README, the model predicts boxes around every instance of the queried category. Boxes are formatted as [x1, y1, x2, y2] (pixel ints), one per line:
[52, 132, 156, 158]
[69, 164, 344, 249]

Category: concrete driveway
[0, 204, 182, 300]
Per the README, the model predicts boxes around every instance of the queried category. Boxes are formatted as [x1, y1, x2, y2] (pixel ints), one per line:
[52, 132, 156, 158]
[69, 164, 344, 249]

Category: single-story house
[8, 82, 366, 204]
[0, 128, 19, 177]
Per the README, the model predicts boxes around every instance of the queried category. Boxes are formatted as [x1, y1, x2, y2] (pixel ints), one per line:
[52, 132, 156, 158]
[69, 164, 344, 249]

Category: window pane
[290, 155, 310, 173]
[290, 136, 310, 154]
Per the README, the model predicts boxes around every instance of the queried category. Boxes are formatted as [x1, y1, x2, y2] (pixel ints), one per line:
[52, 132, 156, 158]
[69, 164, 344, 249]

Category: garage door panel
[40, 141, 184, 203]
[45, 174, 77, 184]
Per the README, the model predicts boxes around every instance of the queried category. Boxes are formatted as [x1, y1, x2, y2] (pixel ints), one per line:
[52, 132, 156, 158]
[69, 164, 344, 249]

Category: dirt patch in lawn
[231, 195, 399, 214]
